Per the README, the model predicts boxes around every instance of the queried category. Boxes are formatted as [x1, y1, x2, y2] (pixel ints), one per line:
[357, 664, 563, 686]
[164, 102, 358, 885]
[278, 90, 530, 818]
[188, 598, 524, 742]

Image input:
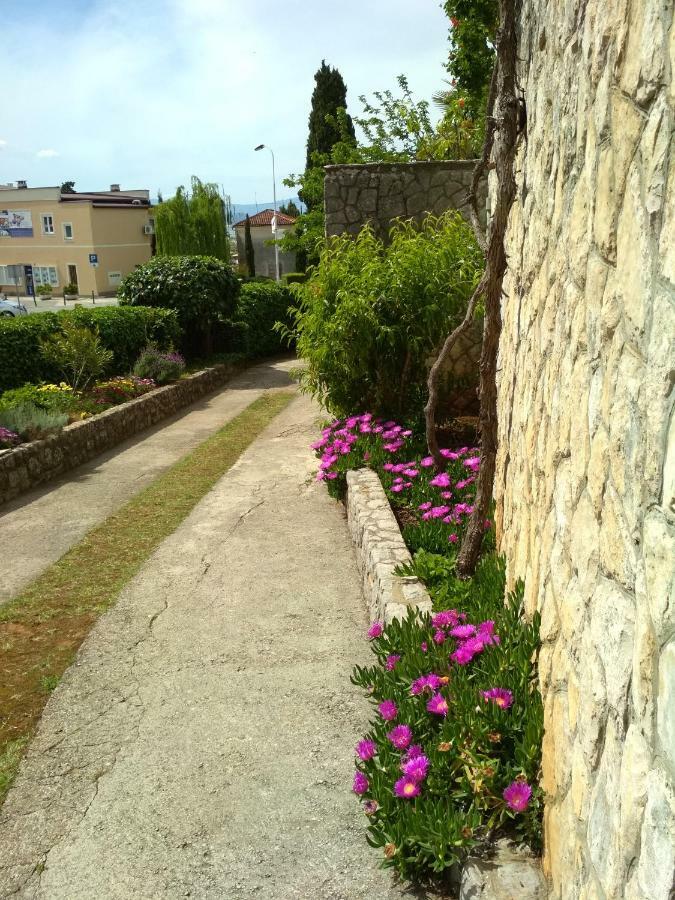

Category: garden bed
[0, 359, 245, 506]
[313, 414, 546, 897]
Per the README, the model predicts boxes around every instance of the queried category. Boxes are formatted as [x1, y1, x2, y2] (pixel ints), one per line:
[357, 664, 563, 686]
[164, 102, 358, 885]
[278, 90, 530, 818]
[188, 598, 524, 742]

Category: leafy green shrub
[283, 272, 308, 285]
[118, 255, 240, 356]
[0, 382, 77, 414]
[0, 402, 68, 442]
[36, 284, 53, 296]
[351, 554, 542, 879]
[229, 282, 294, 358]
[63, 283, 79, 296]
[133, 345, 185, 384]
[285, 212, 483, 419]
[0, 306, 180, 393]
[41, 321, 114, 391]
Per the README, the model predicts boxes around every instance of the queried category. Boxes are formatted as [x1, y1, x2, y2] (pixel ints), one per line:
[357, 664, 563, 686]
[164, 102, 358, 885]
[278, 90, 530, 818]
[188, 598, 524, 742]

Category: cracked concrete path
[0, 394, 419, 900]
[0, 358, 296, 604]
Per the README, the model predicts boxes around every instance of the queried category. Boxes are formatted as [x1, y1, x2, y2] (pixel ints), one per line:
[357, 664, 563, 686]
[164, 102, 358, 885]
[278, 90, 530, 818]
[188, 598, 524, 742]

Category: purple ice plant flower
[410, 674, 442, 695]
[430, 472, 452, 488]
[387, 724, 413, 750]
[403, 744, 423, 762]
[426, 692, 449, 716]
[418, 501, 432, 511]
[432, 610, 460, 629]
[421, 456, 434, 467]
[353, 771, 369, 795]
[394, 776, 421, 799]
[401, 754, 430, 782]
[356, 739, 377, 761]
[367, 621, 384, 640]
[481, 688, 514, 709]
[450, 624, 477, 640]
[503, 780, 532, 812]
[385, 654, 401, 671]
[464, 456, 481, 472]
[378, 700, 398, 721]
[448, 533, 459, 544]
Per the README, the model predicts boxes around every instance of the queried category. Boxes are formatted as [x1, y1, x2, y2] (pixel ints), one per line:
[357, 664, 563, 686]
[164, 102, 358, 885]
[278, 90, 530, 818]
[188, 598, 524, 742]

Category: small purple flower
[353, 771, 369, 795]
[356, 739, 377, 761]
[403, 744, 423, 762]
[367, 621, 384, 640]
[464, 456, 481, 472]
[448, 533, 459, 544]
[430, 472, 451, 488]
[481, 688, 514, 709]
[503, 781, 532, 812]
[426, 693, 449, 716]
[450, 624, 477, 640]
[418, 501, 432, 511]
[385, 654, 401, 671]
[378, 700, 398, 721]
[387, 724, 413, 750]
[394, 776, 421, 799]
[421, 456, 434, 467]
[401, 754, 430, 782]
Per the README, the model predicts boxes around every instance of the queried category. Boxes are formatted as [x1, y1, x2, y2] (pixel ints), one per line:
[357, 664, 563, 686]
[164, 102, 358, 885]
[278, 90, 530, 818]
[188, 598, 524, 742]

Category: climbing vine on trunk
[424, 0, 521, 578]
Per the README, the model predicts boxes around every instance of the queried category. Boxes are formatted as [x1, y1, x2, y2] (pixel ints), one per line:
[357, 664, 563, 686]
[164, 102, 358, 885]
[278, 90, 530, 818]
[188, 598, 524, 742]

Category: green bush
[0, 306, 180, 393]
[41, 320, 114, 390]
[36, 284, 53, 296]
[229, 282, 294, 359]
[285, 211, 484, 420]
[133, 345, 185, 384]
[283, 272, 308, 285]
[0, 402, 68, 442]
[0, 382, 78, 413]
[117, 255, 240, 356]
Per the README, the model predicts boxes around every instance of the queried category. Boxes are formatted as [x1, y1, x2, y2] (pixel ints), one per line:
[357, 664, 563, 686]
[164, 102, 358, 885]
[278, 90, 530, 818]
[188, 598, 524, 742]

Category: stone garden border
[346, 468, 432, 624]
[0, 360, 245, 507]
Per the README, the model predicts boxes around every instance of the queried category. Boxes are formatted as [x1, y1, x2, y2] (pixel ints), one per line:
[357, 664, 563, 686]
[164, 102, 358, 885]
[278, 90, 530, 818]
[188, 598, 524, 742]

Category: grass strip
[0, 390, 294, 802]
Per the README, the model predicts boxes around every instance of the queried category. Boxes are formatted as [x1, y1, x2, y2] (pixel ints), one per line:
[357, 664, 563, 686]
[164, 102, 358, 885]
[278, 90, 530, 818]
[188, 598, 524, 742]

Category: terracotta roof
[233, 208, 296, 228]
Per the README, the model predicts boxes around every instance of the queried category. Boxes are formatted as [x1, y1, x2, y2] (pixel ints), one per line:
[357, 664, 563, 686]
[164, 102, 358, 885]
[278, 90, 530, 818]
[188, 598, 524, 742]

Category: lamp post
[254, 143, 280, 282]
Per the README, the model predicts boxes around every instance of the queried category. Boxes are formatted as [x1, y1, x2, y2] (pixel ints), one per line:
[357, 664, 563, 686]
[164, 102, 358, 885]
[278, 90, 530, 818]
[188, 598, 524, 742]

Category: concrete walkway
[0, 358, 296, 603]
[0, 394, 419, 900]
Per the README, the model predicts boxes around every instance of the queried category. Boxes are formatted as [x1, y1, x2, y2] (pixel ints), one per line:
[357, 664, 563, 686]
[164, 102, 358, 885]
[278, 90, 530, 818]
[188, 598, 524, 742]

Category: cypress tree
[244, 215, 255, 277]
[305, 60, 355, 169]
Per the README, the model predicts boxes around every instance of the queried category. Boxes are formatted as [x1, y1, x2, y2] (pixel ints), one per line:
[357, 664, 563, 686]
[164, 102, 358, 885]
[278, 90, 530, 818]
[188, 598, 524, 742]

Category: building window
[63, 222, 73, 240]
[33, 266, 59, 287]
[0, 265, 21, 285]
[41, 214, 55, 235]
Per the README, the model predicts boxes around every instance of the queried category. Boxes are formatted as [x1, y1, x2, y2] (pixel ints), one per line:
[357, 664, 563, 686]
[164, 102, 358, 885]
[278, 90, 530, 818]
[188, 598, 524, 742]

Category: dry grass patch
[0, 390, 294, 802]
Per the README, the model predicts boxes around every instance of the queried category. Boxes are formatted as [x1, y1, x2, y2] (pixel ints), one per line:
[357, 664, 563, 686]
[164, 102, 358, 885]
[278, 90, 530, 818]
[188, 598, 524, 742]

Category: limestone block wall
[324, 161, 486, 240]
[495, 1, 675, 898]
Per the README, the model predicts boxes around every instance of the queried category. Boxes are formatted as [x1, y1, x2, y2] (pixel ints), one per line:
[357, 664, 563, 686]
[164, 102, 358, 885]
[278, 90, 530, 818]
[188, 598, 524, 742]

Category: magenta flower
[378, 700, 398, 721]
[353, 771, 369, 795]
[503, 781, 532, 812]
[403, 744, 423, 762]
[356, 739, 377, 760]
[385, 654, 401, 671]
[464, 456, 481, 472]
[426, 692, 449, 716]
[394, 776, 421, 799]
[430, 472, 451, 488]
[430, 505, 451, 518]
[420, 641, 428, 653]
[478, 620, 500, 646]
[418, 501, 432, 511]
[401, 754, 430, 782]
[433, 630, 446, 645]
[367, 621, 384, 640]
[482, 688, 514, 709]
[432, 610, 459, 629]
[450, 624, 477, 640]
[448, 533, 459, 544]
[451, 637, 484, 665]
[410, 674, 441, 695]
[421, 456, 434, 467]
[387, 724, 413, 750]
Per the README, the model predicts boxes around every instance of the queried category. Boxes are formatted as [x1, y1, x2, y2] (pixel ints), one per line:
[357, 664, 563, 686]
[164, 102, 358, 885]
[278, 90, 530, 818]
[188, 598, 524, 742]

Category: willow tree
[155, 177, 231, 261]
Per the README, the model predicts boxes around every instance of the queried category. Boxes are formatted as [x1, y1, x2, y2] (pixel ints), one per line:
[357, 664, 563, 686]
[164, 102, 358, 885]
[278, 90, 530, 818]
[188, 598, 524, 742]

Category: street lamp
[254, 143, 280, 282]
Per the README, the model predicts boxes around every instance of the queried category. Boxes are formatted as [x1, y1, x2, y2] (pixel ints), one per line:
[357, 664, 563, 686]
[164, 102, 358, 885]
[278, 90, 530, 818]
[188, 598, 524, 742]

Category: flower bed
[312, 413, 543, 885]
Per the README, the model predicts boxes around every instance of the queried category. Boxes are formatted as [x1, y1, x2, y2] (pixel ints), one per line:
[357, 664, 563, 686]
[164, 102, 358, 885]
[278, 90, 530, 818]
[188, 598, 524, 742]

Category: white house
[233, 209, 297, 278]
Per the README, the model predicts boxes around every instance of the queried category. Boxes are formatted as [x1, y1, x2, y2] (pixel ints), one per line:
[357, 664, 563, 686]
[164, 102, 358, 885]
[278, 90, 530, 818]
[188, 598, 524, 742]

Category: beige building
[0, 182, 154, 297]
[233, 209, 297, 278]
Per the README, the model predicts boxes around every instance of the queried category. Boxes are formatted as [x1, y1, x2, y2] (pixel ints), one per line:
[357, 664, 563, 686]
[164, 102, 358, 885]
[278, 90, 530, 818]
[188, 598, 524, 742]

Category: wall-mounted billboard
[0, 210, 33, 237]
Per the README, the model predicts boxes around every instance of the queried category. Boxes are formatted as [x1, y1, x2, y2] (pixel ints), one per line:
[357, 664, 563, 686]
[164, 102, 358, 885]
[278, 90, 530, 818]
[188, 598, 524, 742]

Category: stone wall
[0, 361, 243, 506]
[495, 2, 674, 898]
[324, 161, 486, 240]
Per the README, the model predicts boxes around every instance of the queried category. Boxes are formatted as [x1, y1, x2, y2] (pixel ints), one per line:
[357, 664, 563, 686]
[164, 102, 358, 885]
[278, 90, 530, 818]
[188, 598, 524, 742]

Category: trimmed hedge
[228, 282, 295, 358]
[0, 306, 180, 392]
[283, 272, 308, 285]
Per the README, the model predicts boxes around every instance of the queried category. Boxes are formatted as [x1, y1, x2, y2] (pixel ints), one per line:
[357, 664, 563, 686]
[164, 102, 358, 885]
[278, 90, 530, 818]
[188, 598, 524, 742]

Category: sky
[1, 0, 450, 203]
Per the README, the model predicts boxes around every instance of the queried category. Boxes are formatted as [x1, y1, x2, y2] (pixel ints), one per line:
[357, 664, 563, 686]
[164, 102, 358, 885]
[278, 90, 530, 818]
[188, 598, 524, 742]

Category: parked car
[0, 297, 28, 317]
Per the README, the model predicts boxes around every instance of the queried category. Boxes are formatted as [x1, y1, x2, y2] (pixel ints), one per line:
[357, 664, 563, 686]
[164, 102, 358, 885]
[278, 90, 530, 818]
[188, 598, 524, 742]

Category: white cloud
[0, 139, 7, 149]
[4, 0, 449, 199]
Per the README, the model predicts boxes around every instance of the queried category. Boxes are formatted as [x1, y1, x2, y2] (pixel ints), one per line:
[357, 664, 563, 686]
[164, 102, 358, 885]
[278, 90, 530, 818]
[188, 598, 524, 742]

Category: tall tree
[244, 215, 255, 277]
[279, 200, 301, 218]
[305, 60, 355, 170]
[60, 181, 76, 193]
[154, 177, 230, 261]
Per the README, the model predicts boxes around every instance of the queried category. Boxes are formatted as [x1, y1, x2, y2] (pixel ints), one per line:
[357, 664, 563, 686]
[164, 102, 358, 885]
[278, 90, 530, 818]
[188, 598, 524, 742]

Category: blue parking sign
[89, 253, 98, 264]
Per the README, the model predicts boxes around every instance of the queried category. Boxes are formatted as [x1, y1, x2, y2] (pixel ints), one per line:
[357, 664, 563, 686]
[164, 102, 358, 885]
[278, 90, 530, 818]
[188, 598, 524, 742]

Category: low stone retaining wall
[0, 361, 244, 506]
[345, 468, 432, 623]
